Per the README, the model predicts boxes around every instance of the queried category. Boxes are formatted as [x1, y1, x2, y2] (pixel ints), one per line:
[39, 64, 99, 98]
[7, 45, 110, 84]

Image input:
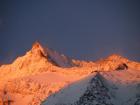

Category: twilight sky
[0, 0, 140, 63]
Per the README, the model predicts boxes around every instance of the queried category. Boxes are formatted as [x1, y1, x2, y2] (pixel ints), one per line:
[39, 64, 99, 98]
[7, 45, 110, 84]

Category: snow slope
[42, 69, 140, 105]
[0, 70, 88, 105]
[101, 69, 140, 105]
[45, 46, 73, 67]
[42, 74, 95, 105]
[42, 72, 113, 105]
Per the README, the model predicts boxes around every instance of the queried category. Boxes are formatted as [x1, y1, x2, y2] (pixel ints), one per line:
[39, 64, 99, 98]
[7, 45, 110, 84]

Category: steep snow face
[45, 46, 73, 67]
[74, 73, 113, 105]
[42, 74, 95, 105]
[42, 73, 113, 105]
[42, 69, 140, 105]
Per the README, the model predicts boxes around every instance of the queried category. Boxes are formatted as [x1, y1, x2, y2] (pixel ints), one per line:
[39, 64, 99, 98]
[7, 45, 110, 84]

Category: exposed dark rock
[74, 73, 113, 105]
[116, 63, 128, 71]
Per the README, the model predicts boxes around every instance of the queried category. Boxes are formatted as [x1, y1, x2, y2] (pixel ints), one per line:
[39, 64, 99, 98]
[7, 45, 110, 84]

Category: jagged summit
[94, 54, 130, 71]
[10, 41, 74, 69]
[97, 54, 129, 64]
[31, 41, 43, 51]
[107, 53, 123, 58]
[106, 54, 128, 61]
[30, 41, 46, 57]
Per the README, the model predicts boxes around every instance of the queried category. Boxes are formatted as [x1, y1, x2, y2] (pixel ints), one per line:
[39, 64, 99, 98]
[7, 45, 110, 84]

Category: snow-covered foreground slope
[101, 69, 140, 105]
[42, 74, 96, 105]
[0, 69, 89, 105]
[0, 42, 140, 105]
[42, 69, 140, 105]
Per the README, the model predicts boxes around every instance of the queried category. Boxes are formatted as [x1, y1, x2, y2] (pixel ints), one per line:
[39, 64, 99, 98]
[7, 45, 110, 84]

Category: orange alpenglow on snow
[30, 41, 47, 57]
[0, 42, 140, 105]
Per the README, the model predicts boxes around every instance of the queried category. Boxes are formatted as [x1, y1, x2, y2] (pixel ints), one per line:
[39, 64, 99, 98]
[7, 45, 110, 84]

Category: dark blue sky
[0, 0, 140, 63]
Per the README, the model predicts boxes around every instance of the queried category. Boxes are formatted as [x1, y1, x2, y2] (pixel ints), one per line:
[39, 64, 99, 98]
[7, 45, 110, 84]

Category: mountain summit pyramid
[10, 41, 74, 71]
[30, 41, 47, 58]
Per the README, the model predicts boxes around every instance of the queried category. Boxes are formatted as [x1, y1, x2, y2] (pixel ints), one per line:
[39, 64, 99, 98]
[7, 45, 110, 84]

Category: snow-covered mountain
[12, 41, 74, 69]
[96, 54, 140, 71]
[0, 42, 140, 105]
[24, 41, 74, 67]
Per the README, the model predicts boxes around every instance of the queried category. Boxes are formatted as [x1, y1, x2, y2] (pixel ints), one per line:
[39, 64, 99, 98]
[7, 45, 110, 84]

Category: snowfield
[0, 42, 140, 105]
[42, 70, 140, 105]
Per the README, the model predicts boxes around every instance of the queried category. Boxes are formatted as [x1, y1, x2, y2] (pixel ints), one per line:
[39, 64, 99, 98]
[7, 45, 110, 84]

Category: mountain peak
[108, 53, 122, 57]
[32, 41, 43, 50]
[30, 41, 73, 67]
[29, 41, 47, 58]
[107, 54, 126, 61]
